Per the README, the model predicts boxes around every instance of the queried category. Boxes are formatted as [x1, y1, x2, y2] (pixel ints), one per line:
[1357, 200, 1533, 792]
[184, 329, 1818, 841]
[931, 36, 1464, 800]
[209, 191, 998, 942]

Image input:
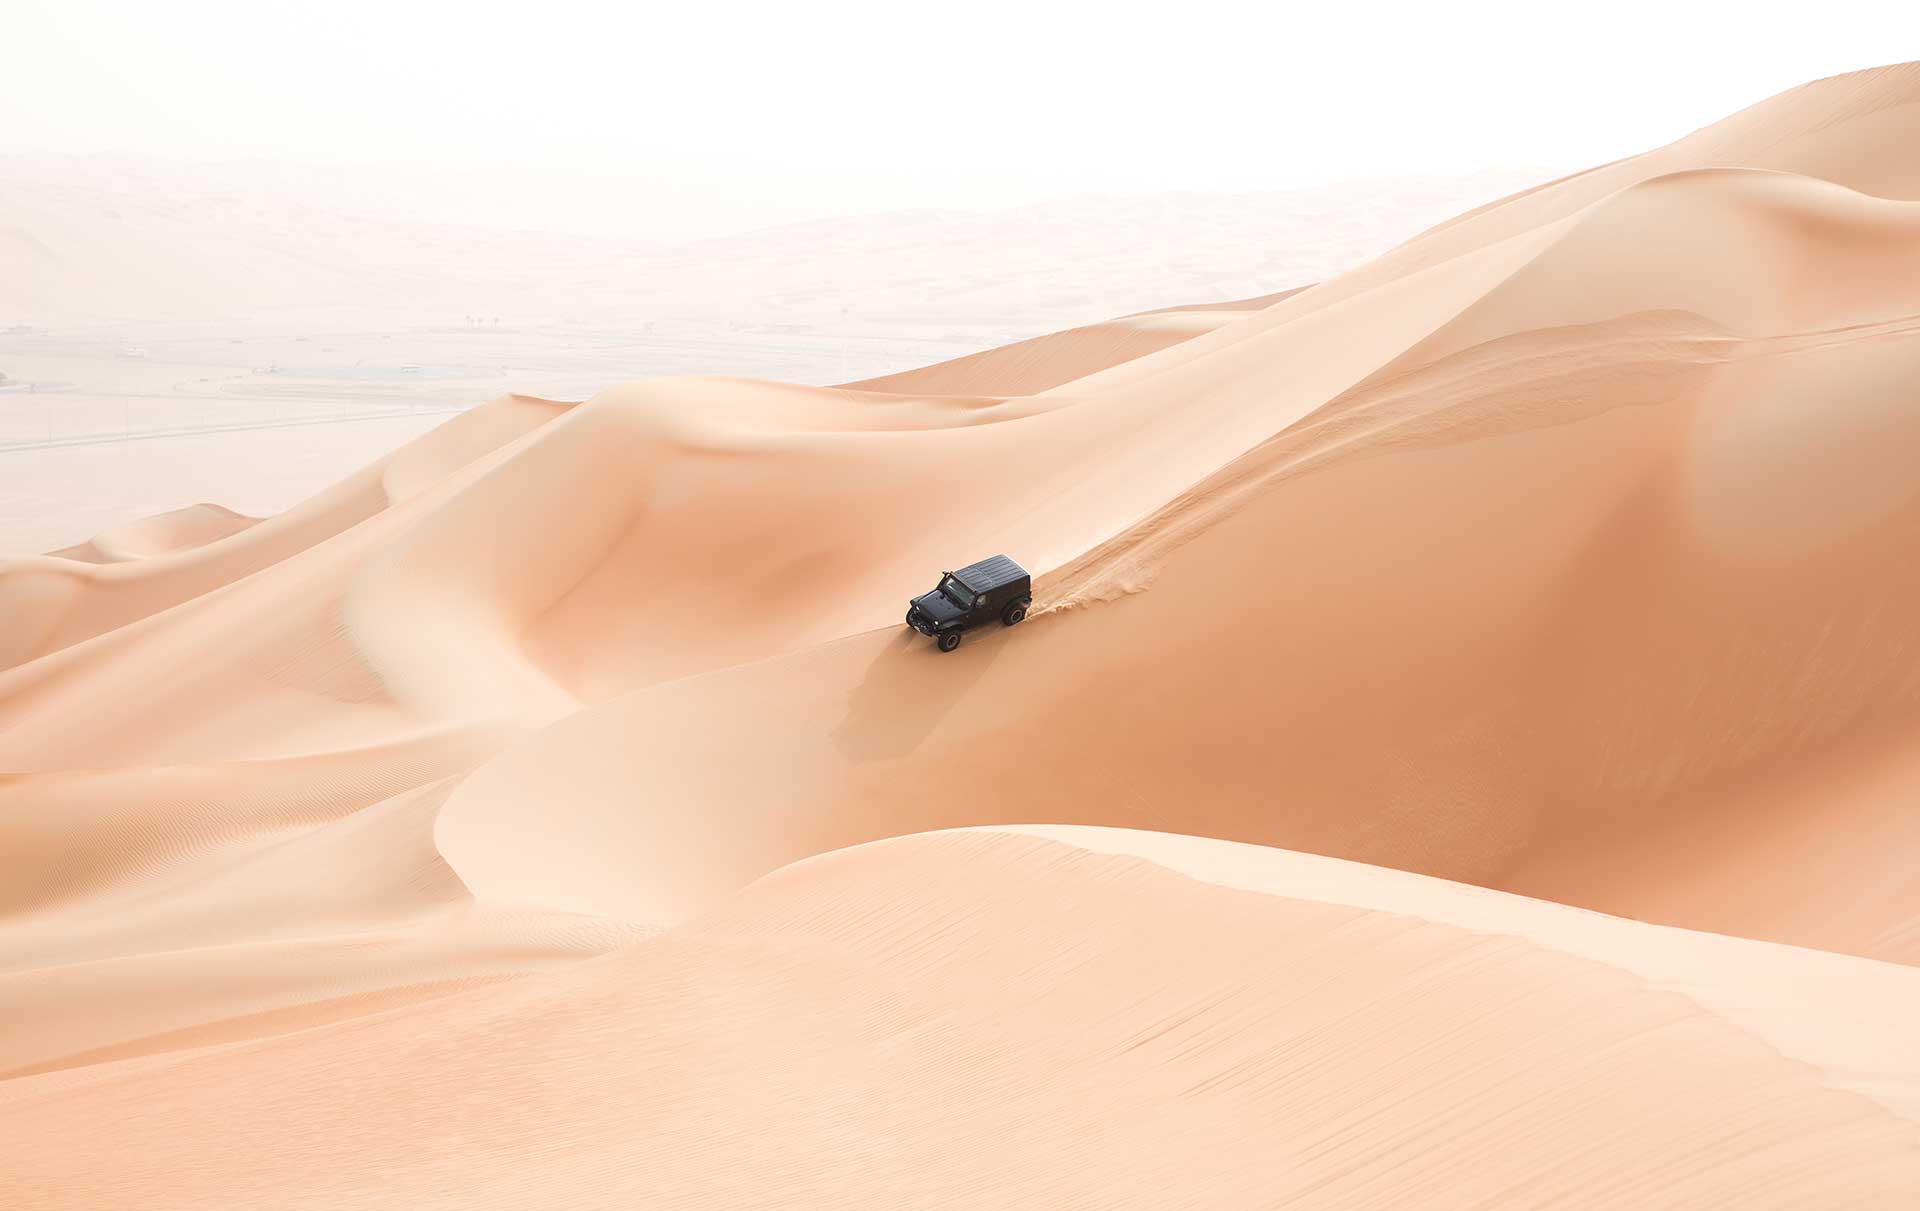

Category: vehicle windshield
[940, 576, 975, 608]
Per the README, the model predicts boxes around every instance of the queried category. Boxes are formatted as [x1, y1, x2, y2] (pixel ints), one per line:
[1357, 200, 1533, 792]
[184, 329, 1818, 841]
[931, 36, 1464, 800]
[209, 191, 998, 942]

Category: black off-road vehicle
[906, 554, 1032, 652]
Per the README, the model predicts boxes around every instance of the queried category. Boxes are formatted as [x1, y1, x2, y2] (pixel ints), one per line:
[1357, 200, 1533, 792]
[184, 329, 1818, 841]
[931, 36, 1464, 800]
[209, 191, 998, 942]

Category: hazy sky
[7, 0, 1911, 223]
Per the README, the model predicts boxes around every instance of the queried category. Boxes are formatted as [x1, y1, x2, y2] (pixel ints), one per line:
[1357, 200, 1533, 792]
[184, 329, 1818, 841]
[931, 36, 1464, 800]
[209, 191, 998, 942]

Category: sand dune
[7, 830, 1919, 1207]
[5, 63, 1920, 1205]
[841, 289, 1310, 397]
[45, 502, 261, 564]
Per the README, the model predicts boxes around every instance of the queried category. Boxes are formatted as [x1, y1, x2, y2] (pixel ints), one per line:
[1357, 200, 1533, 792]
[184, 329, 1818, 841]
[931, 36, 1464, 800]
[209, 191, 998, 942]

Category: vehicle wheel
[906, 610, 917, 628]
[1002, 598, 1029, 626]
[937, 631, 962, 653]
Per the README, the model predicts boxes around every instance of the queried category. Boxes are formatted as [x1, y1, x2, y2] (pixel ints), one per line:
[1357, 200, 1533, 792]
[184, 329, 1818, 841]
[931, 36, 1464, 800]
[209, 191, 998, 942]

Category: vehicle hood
[911, 591, 964, 623]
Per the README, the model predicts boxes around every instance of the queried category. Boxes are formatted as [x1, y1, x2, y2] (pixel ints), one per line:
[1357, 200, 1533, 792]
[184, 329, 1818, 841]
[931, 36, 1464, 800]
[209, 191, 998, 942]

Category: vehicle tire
[906, 609, 917, 629]
[1002, 598, 1029, 626]
[937, 631, 962, 653]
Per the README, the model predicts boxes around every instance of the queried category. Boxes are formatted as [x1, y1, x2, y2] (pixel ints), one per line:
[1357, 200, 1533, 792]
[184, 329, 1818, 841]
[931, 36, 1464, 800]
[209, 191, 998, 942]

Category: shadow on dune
[831, 624, 1009, 762]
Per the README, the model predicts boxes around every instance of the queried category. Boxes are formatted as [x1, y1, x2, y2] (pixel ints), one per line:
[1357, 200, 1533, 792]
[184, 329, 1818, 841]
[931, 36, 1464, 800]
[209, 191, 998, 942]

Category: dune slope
[5, 829, 1919, 1209]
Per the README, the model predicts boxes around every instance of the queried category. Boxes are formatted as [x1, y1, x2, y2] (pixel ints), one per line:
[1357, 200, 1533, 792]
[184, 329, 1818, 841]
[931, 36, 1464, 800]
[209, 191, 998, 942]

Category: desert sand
[4, 62, 1920, 1207]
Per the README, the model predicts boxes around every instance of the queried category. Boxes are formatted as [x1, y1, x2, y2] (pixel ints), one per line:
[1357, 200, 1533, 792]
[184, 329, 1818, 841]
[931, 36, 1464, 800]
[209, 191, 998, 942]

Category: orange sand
[5, 63, 1920, 1207]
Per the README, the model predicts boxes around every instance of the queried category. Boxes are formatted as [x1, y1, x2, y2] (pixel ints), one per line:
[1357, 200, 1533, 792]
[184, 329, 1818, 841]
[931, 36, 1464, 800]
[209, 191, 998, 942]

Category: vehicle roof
[952, 554, 1029, 594]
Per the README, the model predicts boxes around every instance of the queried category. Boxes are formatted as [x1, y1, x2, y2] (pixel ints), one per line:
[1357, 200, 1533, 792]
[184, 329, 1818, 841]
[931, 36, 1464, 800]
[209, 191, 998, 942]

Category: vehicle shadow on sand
[831, 623, 1009, 763]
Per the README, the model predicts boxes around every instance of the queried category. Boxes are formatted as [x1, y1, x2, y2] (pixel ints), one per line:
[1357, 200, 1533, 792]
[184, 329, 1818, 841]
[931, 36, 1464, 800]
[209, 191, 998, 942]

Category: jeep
[905, 554, 1032, 652]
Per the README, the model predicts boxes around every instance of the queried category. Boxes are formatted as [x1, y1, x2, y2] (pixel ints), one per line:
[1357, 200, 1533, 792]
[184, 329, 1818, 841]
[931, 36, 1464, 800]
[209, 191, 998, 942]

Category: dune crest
[46, 502, 262, 564]
[6, 64, 1920, 1206]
